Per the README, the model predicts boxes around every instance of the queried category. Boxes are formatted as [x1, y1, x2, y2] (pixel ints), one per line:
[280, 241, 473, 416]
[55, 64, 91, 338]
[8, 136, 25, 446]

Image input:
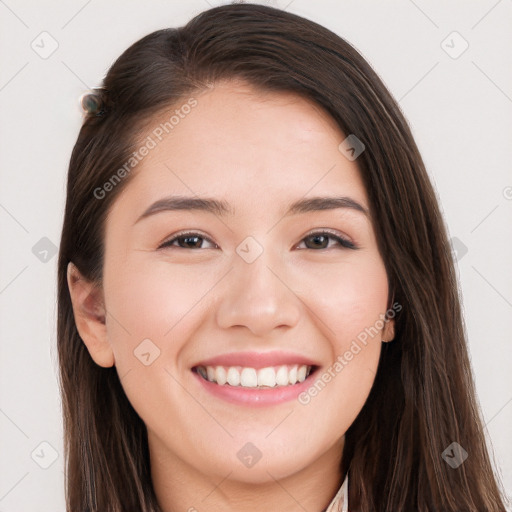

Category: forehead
[109, 80, 368, 220]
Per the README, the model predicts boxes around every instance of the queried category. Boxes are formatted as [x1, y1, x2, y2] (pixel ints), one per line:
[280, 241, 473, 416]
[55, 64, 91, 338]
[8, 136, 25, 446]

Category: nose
[215, 251, 301, 338]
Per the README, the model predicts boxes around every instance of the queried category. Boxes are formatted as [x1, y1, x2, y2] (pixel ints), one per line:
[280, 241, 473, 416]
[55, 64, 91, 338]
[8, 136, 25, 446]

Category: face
[70, 80, 394, 487]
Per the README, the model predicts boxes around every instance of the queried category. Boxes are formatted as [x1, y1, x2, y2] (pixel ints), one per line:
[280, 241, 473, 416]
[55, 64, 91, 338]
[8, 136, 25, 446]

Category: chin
[198, 438, 318, 485]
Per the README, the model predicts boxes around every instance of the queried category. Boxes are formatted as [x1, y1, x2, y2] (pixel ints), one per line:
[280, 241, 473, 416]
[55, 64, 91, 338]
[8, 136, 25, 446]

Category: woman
[58, 3, 507, 511]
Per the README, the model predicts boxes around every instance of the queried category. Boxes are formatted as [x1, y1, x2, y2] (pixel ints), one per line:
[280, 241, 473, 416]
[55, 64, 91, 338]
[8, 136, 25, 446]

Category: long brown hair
[57, 3, 508, 511]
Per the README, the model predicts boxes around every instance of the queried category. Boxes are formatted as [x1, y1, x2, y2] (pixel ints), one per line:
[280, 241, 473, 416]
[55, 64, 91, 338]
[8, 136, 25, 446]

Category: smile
[194, 364, 314, 388]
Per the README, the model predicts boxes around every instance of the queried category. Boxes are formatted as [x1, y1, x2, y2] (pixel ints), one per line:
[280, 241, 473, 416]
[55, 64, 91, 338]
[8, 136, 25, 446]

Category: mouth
[192, 364, 318, 389]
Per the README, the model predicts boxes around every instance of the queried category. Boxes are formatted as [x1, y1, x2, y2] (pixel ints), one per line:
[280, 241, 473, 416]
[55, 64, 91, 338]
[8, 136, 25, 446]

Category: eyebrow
[134, 194, 369, 224]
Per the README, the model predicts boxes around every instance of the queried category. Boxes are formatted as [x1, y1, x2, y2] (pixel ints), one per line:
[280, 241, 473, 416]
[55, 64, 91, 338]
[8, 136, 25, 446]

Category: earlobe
[67, 262, 115, 368]
[381, 318, 395, 343]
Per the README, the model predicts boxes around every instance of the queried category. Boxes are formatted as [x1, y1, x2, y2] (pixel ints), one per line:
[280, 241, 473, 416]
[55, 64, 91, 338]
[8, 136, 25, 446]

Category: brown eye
[298, 231, 357, 250]
[158, 232, 217, 250]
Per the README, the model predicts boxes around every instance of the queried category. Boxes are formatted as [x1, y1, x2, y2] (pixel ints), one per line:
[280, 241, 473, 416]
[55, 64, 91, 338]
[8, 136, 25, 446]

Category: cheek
[101, 258, 206, 431]
[105, 257, 208, 348]
[295, 254, 388, 426]
[297, 252, 389, 344]
[102, 255, 222, 373]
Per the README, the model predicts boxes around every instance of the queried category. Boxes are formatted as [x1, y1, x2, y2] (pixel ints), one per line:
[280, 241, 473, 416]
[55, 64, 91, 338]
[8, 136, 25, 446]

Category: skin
[68, 79, 395, 512]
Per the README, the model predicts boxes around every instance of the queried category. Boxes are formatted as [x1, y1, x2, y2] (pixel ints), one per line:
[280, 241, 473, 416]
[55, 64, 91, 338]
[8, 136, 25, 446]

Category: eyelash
[158, 229, 358, 251]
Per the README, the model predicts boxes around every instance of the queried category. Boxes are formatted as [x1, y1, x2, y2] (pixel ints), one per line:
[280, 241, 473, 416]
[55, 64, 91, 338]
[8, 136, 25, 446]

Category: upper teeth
[197, 364, 312, 388]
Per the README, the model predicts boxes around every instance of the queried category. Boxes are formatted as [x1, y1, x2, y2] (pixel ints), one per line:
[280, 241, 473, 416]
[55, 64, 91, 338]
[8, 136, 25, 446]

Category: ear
[67, 262, 114, 367]
[381, 317, 395, 343]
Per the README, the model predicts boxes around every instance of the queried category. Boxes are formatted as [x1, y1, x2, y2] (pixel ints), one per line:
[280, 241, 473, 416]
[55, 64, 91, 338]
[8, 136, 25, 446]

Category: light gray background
[1, 1, 511, 510]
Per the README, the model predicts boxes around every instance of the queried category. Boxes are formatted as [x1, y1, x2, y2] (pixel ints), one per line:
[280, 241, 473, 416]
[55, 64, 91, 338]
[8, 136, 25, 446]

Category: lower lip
[191, 368, 318, 407]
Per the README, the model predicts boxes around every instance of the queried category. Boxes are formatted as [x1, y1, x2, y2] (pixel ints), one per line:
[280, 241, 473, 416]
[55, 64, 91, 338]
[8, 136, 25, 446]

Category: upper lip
[192, 351, 320, 370]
